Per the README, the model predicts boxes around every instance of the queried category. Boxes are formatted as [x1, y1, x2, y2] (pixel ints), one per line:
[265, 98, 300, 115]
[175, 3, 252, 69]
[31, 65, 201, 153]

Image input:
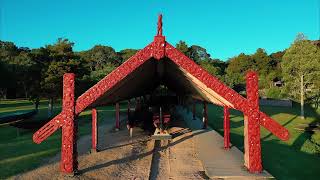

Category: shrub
[266, 87, 284, 99]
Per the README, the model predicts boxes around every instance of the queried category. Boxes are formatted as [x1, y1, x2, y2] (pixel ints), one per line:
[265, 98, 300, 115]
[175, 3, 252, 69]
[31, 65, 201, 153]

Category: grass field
[1, 100, 320, 179]
[194, 102, 320, 180]
[0, 99, 127, 179]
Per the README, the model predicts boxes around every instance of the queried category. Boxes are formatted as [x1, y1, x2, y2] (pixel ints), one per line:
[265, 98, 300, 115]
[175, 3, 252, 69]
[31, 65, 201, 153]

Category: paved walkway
[175, 106, 273, 179]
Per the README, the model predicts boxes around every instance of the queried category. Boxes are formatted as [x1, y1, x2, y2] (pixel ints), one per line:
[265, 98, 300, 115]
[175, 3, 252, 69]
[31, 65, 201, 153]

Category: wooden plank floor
[178, 106, 274, 179]
[194, 129, 273, 179]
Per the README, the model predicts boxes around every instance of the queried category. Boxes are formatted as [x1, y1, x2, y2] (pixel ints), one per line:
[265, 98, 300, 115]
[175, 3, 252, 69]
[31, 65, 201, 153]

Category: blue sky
[0, 0, 319, 60]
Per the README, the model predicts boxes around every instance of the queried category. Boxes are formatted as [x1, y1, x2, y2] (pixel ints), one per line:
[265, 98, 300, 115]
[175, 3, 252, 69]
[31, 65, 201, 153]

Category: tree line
[0, 33, 319, 118]
[176, 34, 320, 118]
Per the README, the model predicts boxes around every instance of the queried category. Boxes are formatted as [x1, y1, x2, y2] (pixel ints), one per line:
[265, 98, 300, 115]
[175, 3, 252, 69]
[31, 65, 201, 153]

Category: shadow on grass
[192, 102, 320, 180]
[229, 131, 320, 179]
[0, 108, 112, 178]
[262, 115, 298, 141]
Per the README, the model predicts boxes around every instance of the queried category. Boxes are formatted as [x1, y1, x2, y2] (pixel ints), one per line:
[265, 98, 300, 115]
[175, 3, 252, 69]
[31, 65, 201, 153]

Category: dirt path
[149, 119, 207, 180]
[12, 116, 206, 180]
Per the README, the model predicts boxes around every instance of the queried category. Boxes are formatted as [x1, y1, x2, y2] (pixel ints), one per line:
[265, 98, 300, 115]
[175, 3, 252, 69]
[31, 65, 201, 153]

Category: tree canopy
[282, 39, 320, 103]
[0, 34, 319, 108]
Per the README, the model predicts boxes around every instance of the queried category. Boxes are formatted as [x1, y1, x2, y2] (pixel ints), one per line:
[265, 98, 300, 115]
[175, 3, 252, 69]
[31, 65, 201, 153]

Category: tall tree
[251, 48, 274, 89]
[42, 38, 79, 117]
[282, 35, 320, 119]
[13, 51, 38, 99]
[46, 38, 75, 62]
[0, 41, 19, 98]
[0, 61, 12, 99]
[42, 60, 81, 117]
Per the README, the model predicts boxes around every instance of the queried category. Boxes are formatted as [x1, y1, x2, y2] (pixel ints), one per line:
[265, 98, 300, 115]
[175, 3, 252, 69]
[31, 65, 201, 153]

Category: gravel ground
[12, 117, 206, 180]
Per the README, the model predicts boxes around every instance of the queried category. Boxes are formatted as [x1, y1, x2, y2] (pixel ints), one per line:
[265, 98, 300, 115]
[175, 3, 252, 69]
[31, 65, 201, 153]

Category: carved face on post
[32, 14, 290, 175]
[152, 36, 166, 60]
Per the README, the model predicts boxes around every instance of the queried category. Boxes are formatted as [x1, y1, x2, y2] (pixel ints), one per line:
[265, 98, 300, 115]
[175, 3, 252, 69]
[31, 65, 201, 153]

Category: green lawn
[194, 102, 320, 180]
[0, 99, 128, 179]
[1, 100, 320, 179]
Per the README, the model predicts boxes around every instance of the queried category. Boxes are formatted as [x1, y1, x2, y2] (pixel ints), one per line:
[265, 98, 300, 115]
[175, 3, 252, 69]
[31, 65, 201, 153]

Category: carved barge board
[32, 14, 290, 174]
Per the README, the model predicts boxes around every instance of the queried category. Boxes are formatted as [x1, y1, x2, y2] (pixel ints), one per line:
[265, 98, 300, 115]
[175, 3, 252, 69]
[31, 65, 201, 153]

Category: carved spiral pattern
[75, 43, 153, 115]
[165, 44, 289, 172]
[92, 108, 98, 150]
[60, 73, 77, 173]
[245, 71, 262, 172]
[33, 36, 290, 174]
[151, 36, 166, 60]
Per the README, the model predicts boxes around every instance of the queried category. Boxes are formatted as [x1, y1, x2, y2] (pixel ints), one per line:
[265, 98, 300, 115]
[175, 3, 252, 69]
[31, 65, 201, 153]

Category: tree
[176, 41, 189, 55]
[282, 35, 320, 119]
[42, 38, 80, 117]
[80, 45, 119, 71]
[118, 49, 138, 63]
[13, 51, 38, 99]
[252, 48, 272, 73]
[46, 38, 75, 62]
[225, 53, 254, 90]
[187, 45, 211, 63]
[30, 47, 51, 65]
[264, 50, 285, 90]
[83, 63, 117, 83]
[42, 60, 81, 117]
[251, 48, 274, 89]
[0, 41, 19, 59]
[0, 61, 12, 99]
[199, 60, 224, 80]
[270, 50, 285, 63]
[0, 41, 19, 98]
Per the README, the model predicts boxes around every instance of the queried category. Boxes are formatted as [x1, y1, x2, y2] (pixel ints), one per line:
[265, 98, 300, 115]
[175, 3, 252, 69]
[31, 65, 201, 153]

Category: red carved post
[157, 14, 163, 36]
[192, 99, 196, 120]
[244, 71, 262, 173]
[115, 102, 120, 130]
[202, 101, 208, 129]
[224, 106, 230, 149]
[91, 108, 98, 152]
[60, 73, 77, 174]
[32, 15, 291, 175]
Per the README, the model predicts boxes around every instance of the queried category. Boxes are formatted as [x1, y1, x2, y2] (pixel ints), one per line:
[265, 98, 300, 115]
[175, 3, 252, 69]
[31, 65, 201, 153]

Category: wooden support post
[127, 100, 133, 136]
[91, 108, 98, 152]
[130, 126, 133, 138]
[115, 103, 120, 130]
[134, 97, 137, 109]
[127, 100, 131, 121]
[244, 71, 262, 173]
[135, 97, 139, 111]
[202, 101, 208, 129]
[192, 99, 196, 120]
[61, 73, 77, 174]
[224, 106, 230, 149]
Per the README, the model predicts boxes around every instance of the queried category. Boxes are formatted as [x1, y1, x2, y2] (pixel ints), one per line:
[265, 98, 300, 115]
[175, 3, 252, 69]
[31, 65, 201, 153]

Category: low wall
[259, 99, 292, 107]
